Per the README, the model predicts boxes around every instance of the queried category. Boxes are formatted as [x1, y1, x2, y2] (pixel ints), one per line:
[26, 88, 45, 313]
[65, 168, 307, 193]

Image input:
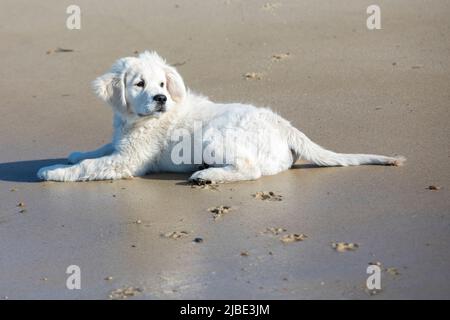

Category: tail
[287, 127, 406, 167]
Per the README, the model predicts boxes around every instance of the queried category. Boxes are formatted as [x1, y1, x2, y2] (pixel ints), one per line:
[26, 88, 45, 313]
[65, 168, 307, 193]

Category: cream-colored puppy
[37, 51, 405, 183]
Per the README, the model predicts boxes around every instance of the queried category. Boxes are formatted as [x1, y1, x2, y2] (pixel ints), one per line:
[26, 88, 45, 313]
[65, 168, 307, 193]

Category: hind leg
[189, 160, 261, 184]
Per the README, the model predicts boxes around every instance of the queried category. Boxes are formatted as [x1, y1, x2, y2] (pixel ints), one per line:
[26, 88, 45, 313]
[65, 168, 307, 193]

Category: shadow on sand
[0, 158, 67, 183]
[149, 163, 322, 186]
[142, 172, 191, 182]
[0, 160, 321, 184]
[0, 159, 193, 183]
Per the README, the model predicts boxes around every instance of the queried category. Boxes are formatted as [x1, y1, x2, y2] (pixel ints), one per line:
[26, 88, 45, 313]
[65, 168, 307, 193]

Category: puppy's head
[92, 51, 186, 119]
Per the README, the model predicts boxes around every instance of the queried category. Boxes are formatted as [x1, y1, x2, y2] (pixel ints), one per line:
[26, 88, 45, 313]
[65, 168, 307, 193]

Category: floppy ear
[92, 72, 127, 109]
[164, 66, 186, 103]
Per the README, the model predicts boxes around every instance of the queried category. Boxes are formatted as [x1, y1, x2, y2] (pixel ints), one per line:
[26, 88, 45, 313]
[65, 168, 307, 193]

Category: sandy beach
[0, 0, 449, 299]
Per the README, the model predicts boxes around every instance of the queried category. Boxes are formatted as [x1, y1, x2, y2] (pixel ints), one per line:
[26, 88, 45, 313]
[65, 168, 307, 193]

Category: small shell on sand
[244, 72, 263, 80]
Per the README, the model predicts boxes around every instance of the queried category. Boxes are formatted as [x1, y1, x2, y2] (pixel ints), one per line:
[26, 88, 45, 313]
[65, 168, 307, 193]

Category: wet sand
[0, 0, 449, 299]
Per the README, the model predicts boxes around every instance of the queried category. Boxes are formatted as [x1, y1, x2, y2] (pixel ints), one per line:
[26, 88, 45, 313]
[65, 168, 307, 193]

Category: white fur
[37, 51, 405, 183]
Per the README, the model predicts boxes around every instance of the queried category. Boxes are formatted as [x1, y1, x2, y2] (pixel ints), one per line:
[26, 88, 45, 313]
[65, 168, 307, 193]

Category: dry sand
[0, 0, 449, 299]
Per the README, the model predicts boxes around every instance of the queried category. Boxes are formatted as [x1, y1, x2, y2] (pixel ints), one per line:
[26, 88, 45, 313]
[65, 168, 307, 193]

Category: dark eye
[160, 82, 164, 88]
[136, 80, 145, 88]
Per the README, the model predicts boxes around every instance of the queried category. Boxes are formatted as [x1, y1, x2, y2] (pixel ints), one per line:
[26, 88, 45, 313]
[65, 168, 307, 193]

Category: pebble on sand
[193, 237, 204, 243]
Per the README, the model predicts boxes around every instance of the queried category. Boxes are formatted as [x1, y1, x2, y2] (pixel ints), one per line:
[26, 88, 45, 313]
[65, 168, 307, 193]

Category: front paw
[67, 151, 84, 164]
[37, 164, 72, 181]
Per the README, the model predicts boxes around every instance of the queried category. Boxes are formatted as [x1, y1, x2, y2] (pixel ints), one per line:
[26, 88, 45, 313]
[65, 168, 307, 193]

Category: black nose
[153, 94, 167, 103]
